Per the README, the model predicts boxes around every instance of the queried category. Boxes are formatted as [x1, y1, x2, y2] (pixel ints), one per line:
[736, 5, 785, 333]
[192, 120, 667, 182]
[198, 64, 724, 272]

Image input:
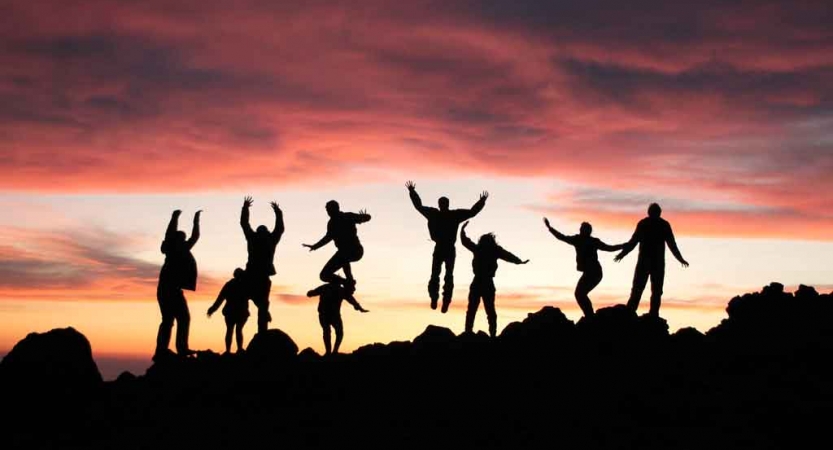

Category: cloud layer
[1, 0, 831, 236]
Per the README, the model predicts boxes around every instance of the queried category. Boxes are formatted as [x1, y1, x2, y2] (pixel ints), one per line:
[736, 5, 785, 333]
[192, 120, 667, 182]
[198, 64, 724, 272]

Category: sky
[1, 0, 831, 379]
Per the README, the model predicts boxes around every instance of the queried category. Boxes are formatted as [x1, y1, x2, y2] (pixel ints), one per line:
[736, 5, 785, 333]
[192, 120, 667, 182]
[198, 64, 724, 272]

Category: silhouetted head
[478, 233, 497, 249]
[233, 268, 244, 279]
[256, 225, 269, 236]
[648, 203, 662, 218]
[580, 222, 592, 237]
[438, 197, 450, 211]
[174, 231, 187, 244]
[326, 200, 340, 217]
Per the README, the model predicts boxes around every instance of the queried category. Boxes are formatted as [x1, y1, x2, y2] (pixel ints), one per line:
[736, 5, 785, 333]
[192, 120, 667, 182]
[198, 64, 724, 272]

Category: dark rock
[246, 329, 299, 363]
[0, 327, 102, 399]
[499, 306, 575, 350]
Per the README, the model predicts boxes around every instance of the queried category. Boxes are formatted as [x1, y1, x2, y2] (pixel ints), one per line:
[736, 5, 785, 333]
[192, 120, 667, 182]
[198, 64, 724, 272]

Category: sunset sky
[1, 0, 831, 379]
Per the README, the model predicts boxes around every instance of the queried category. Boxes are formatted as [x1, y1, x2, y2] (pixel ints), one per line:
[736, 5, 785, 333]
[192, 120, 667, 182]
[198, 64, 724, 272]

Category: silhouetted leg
[224, 316, 233, 354]
[173, 290, 192, 355]
[441, 247, 456, 313]
[343, 246, 363, 290]
[627, 262, 650, 314]
[235, 320, 245, 353]
[333, 315, 344, 354]
[483, 283, 497, 337]
[155, 286, 175, 357]
[319, 313, 332, 355]
[251, 276, 272, 334]
[648, 263, 665, 318]
[575, 268, 603, 317]
[465, 280, 481, 334]
[428, 246, 443, 309]
[320, 252, 348, 286]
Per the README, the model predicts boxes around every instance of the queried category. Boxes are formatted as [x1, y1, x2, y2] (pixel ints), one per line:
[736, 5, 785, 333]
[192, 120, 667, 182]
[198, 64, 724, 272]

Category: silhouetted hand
[194, 210, 202, 220]
[614, 252, 625, 262]
[173, 209, 182, 217]
[479, 191, 489, 202]
[359, 209, 368, 216]
[462, 220, 469, 230]
[520, 259, 530, 264]
[543, 217, 551, 228]
[306, 290, 315, 297]
[406, 180, 415, 191]
[243, 196, 253, 208]
[270, 201, 281, 213]
[207, 306, 216, 317]
[302, 244, 315, 252]
[680, 259, 690, 268]
[356, 305, 369, 313]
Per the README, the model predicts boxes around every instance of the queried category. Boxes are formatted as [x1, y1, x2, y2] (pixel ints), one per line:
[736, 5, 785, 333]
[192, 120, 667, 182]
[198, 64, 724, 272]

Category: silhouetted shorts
[335, 245, 364, 263]
[319, 312, 343, 330]
[224, 312, 249, 327]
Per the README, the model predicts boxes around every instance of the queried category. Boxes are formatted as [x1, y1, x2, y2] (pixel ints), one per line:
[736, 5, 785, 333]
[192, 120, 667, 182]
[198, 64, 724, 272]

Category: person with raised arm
[155, 208, 201, 361]
[614, 203, 689, 318]
[240, 196, 284, 334]
[303, 200, 370, 291]
[460, 221, 528, 337]
[543, 218, 625, 318]
[406, 180, 488, 312]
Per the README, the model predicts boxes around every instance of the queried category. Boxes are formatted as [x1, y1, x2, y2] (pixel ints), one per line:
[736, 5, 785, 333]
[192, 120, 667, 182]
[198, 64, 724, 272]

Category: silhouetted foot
[178, 349, 197, 358]
[441, 300, 450, 313]
[152, 348, 176, 363]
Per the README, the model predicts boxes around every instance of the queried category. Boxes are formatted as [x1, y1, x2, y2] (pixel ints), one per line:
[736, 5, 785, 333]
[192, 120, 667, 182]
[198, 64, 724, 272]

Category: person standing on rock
[543, 218, 625, 318]
[207, 268, 250, 354]
[614, 203, 689, 317]
[406, 181, 488, 313]
[240, 196, 284, 334]
[460, 221, 528, 337]
[306, 280, 368, 355]
[155, 209, 201, 361]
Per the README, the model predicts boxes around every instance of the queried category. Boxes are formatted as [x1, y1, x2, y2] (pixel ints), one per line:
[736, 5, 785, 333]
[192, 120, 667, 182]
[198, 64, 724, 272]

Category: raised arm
[240, 196, 254, 239]
[460, 221, 477, 252]
[406, 181, 432, 218]
[665, 223, 689, 267]
[186, 210, 201, 250]
[459, 191, 488, 220]
[543, 217, 575, 245]
[498, 246, 529, 265]
[271, 202, 284, 239]
[165, 210, 181, 240]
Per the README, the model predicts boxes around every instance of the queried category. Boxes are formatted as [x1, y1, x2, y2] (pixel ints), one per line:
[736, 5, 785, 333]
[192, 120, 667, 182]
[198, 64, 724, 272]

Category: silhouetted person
[614, 203, 689, 317]
[543, 218, 625, 317]
[241, 196, 284, 334]
[406, 181, 488, 313]
[307, 281, 369, 355]
[460, 221, 528, 337]
[155, 209, 200, 361]
[303, 201, 370, 290]
[207, 268, 250, 354]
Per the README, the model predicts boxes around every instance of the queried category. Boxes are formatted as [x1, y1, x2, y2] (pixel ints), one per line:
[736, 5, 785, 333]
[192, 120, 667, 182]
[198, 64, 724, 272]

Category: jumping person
[306, 281, 369, 355]
[240, 196, 284, 334]
[543, 218, 625, 317]
[460, 221, 528, 337]
[155, 209, 201, 361]
[406, 181, 488, 312]
[303, 200, 370, 290]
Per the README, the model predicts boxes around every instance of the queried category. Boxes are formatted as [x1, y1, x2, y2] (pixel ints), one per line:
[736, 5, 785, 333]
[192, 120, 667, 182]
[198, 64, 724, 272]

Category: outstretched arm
[460, 221, 477, 252]
[186, 210, 201, 250]
[596, 239, 625, 252]
[459, 191, 488, 220]
[240, 196, 254, 239]
[498, 246, 529, 265]
[303, 226, 332, 251]
[306, 285, 325, 297]
[665, 224, 689, 267]
[349, 209, 371, 224]
[614, 225, 640, 262]
[207, 287, 226, 317]
[543, 217, 575, 245]
[271, 202, 284, 239]
[406, 181, 432, 218]
[345, 294, 369, 313]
